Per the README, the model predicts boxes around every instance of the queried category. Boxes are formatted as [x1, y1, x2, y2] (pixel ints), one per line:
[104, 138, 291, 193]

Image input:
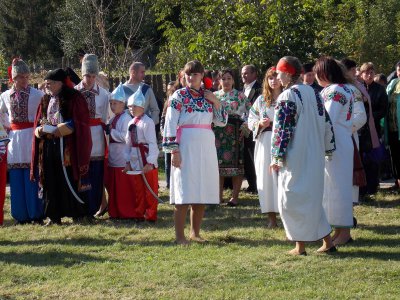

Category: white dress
[163, 87, 227, 205]
[108, 111, 132, 167]
[271, 84, 335, 241]
[248, 95, 278, 213]
[0, 87, 43, 168]
[350, 85, 367, 203]
[322, 84, 354, 228]
[76, 82, 109, 160]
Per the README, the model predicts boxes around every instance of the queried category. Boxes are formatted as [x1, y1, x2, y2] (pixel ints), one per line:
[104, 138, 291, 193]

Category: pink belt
[176, 124, 211, 143]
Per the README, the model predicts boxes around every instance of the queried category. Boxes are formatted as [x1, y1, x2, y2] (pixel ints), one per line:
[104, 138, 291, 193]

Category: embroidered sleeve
[213, 104, 228, 127]
[271, 100, 297, 166]
[248, 100, 261, 139]
[324, 109, 336, 156]
[162, 91, 182, 152]
[324, 93, 342, 124]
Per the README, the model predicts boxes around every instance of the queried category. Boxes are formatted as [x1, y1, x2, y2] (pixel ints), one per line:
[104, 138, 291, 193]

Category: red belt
[132, 143, 149, 165]
[89, 118, 103, 127]
[10, 122, 34, 130]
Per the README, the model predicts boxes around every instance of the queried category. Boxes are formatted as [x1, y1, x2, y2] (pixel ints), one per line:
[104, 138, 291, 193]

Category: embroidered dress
[350, 85, 367, 203]
[248, 95, 278, 213]
[213, 89, 251, 177]
[124, 114, 159, 221]
[163, 87, 228, 205]
[76, 82, 109, 215]
[271, 84, 335, 241]
[322, 84, 354, 228]
[0, 87, 44, 222]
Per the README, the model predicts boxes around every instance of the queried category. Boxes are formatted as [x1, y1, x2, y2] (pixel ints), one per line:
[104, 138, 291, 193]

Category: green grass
[0, 188, 399, 299]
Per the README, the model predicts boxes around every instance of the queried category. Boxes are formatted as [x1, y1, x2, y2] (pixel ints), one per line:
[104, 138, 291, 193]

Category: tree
[57, 0, 161, 73]
[0, 0, 64, 65]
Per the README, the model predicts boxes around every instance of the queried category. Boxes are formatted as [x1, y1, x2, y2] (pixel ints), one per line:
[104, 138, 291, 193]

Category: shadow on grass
[331, 249, 400, 261]
[360, 224, 400, 236]
[0, 250, 119, 267]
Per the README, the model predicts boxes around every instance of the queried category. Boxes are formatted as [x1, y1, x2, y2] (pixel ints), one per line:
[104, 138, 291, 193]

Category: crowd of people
[0, 52, 398, 255]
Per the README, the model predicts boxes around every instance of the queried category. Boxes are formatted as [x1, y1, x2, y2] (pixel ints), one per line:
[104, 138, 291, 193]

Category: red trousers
[0, 154, 6, 225]
[105, 167, 158, 221]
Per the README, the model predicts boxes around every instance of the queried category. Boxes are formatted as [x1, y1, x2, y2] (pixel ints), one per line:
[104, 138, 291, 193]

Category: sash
[176, 124, 212, 143]
[10, 122, 34, 130]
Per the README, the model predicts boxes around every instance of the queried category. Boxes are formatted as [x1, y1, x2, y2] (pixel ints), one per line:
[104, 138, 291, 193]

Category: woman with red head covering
[270, 56, 336, 256]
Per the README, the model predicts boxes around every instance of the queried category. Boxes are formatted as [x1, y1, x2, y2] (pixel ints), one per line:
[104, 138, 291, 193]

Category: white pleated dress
[271, 84, 335, 242]
[322, 84, 354, 228]
[163, 87, 227, 205]
[248, 95, 278, 213]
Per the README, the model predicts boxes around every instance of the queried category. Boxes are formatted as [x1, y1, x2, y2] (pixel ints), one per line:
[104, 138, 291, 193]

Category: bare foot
[175, 238, 190, 246]
[317, 245, 331, 253]
[288, 248, 307, 256]
[333, 237, 353, 246]
[267, 222, 278, 229]
[189, 235, 208, 243]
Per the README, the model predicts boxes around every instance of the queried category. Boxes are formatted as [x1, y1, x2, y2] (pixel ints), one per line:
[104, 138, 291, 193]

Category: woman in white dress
[248, 66, 282, 228]
[270, 56, 336, 256]
[314, 57, 355, 246]
[163, 60, 227, 245]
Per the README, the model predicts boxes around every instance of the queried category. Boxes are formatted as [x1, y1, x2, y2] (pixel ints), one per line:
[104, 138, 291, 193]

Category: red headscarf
[277, 59, 296, 76]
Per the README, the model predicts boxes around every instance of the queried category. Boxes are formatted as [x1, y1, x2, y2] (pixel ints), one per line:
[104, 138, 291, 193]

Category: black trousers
[388, 131, 400, 180]
[243, 135, 257, 191]
[42, 139, 88, 221]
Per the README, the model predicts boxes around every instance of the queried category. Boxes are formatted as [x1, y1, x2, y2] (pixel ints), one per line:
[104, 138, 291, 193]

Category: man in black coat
[359, 62, 388, 197]
[241, 65, 262, 193]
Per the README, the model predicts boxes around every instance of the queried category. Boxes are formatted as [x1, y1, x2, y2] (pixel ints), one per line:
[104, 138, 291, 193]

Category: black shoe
[353, 217, 357, 228]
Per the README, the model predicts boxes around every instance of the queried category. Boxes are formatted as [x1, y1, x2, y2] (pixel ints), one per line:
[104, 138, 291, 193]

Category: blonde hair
[262, 67, 281, 107]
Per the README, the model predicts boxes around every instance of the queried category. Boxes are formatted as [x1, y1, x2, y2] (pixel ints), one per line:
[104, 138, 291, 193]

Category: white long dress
[271, 84, 335, 241]
[248, 95, 278, 213]
[322, 84, 354, 228]
[350, 85, 367, 203]
[163, 87, 227, 205]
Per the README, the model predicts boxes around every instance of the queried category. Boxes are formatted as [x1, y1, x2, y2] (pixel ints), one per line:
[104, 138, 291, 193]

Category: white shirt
[244, 80, 257, 98]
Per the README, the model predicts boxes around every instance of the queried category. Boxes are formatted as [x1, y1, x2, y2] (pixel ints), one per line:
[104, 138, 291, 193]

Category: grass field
[0, 185, 399, 299]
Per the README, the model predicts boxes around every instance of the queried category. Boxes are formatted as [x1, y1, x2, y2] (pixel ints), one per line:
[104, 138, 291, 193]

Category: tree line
[0, 0, 399, 75]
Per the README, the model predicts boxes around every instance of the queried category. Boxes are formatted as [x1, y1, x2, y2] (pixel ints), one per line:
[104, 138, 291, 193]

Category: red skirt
[105, 167, 158, 220]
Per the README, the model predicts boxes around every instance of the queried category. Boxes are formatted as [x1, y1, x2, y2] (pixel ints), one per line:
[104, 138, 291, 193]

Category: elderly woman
[213, 69, 251, 206]
[315, 57, 355, 246]
[270, 56, 336, 256]
[163, 60, 227, 244]
[248, 66, 282, 228]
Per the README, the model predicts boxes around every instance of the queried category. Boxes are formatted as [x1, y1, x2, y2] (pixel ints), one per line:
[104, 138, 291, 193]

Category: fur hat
[45, 69, 67, 82]
[127, 86, 145, 107]
[11, 59, 29, 79]
[81, 54, 99, 76]
[111, 83, 126, 103]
